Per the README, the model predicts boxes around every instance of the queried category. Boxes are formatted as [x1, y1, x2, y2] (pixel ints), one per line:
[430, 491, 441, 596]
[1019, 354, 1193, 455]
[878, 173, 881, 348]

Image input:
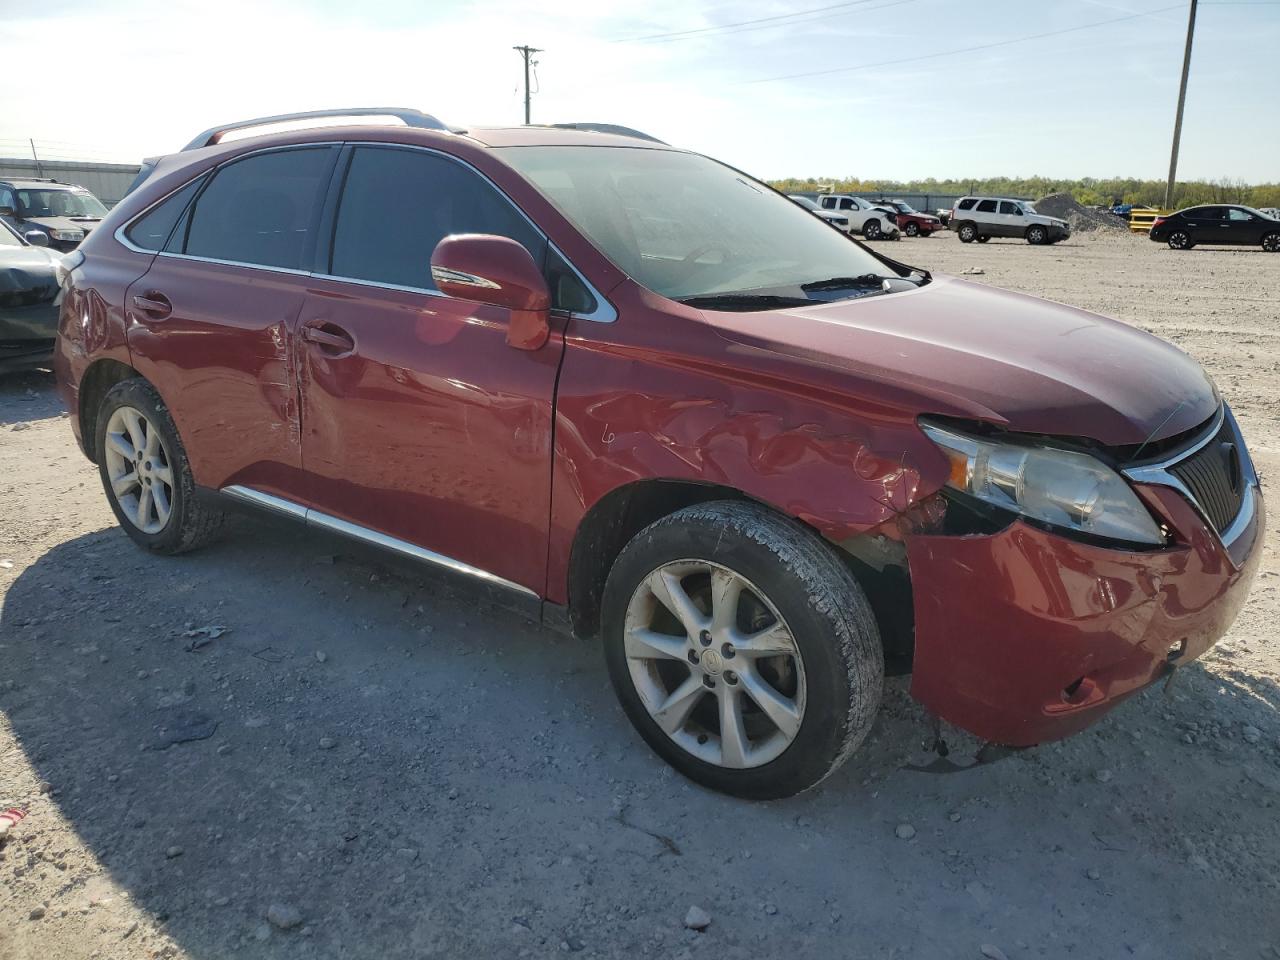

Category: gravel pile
[1034, 192, 1130, 233]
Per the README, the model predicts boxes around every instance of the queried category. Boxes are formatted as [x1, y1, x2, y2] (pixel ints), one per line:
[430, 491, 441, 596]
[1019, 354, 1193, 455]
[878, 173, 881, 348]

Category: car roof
[1, 178, 80, 190]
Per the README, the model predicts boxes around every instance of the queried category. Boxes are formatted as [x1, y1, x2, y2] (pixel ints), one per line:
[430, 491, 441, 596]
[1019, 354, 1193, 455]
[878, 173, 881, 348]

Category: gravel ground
[1, 230, 1278, 960]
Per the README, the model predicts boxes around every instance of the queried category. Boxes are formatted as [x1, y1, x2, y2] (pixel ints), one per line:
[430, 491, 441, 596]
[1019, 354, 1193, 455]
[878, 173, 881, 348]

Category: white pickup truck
[816, 195, 900, 240]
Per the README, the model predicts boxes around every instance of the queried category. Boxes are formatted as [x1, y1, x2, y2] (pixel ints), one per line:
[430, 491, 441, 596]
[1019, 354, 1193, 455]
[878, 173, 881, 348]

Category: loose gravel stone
[684, 905, 711, 931]
[895, 823, 917, 840]
[267, 903, 303, 930]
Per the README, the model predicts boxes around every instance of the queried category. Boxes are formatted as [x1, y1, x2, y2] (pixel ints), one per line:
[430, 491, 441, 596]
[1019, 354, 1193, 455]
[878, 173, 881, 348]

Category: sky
[3, 0, 1278, 182]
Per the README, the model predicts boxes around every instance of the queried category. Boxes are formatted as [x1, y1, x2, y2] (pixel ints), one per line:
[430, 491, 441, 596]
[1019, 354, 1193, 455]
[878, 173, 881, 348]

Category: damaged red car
[55, 110, 1263, 799]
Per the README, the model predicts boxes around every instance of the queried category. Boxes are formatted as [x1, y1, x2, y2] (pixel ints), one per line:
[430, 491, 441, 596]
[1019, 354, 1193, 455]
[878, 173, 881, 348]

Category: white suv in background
[949, 197, 1069, 245]
[788, 195, 851, 233]
[817, 194, 900, 240]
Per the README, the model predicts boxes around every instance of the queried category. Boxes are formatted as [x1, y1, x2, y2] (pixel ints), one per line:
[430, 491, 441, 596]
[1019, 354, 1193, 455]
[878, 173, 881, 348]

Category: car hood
[0, 245, 61, 294]
[699, 275, 1217, 446]
[20, 215, 101, 234]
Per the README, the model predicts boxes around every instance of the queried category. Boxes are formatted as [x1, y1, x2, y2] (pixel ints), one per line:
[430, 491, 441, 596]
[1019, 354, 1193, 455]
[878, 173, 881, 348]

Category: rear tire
[957, 222, 977, 243]
[1263, 232, 1280, 252]
[95, 378, 225, 554]
[1168, 230, 1193, 250]
[863, 219, 882, 241]
[601, 501, 883, 800]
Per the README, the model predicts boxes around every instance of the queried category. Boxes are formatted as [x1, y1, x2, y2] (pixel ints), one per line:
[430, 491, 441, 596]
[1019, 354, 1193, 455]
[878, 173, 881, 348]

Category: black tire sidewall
[601, 504, 881, 800]
[864, 220, 881, 239]
[1028, 226, 1046, 244]
[958, 223, 976, 242]
[95, 379, 197, 553]
[905, 223, 918, 236]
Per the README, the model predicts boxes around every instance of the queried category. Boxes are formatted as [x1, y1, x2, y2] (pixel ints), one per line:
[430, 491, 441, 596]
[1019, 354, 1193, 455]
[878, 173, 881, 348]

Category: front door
[295, 144, 567, 595]
[1226, 207, 1264, 245]
[126, 145, 338, 498]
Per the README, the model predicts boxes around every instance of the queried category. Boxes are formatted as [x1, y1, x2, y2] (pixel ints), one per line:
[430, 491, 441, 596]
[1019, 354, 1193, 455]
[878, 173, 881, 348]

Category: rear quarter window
[957, 198, 976, 210]
[124, 176, 206, 252]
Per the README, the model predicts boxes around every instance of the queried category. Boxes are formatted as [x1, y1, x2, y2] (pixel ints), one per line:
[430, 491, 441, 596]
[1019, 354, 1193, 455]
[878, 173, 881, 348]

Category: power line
[613, 0, 896, 43]
[746, 3, 1184, 83]
[635, 0, 919, 44]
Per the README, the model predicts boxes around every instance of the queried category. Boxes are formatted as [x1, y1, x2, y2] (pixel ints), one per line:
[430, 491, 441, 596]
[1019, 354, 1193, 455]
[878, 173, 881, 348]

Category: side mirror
[430, 234, 552, 351]
[24, 230, 49, 247]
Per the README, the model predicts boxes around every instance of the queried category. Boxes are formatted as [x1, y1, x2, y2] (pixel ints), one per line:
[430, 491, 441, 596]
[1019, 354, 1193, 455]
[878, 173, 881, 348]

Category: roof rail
[182, 108, 450, 152]
[550, 123, 667, 144]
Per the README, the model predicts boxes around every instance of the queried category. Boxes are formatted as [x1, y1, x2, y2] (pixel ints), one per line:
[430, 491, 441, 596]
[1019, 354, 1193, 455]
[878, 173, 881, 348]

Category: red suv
[55, 109, 1263, 799]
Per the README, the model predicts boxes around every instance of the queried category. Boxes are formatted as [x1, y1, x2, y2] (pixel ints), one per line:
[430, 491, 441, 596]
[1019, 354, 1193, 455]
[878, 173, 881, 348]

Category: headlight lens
[920, 420, 1165, 544]
[49, 228, 85, 242]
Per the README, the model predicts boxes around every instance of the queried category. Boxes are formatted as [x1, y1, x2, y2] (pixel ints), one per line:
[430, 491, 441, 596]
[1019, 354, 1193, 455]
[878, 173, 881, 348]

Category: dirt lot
[1, 230, 1278, 960]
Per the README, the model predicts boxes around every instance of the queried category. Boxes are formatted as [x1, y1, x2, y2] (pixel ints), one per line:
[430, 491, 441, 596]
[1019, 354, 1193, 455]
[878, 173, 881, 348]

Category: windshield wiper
[678, 293, 812, 311]
[801, 274, 893, 291]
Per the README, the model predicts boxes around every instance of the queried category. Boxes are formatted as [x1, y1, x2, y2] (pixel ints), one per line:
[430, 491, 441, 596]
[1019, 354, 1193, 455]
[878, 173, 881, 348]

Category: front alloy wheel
[904, 222, 919, 237]
[104, 406, 174, 534]
[863, 219, 882, 240]
[1263, 232, 1280, 252]
[623, 560, 806, 769]
[1027, 225, 1047, 244]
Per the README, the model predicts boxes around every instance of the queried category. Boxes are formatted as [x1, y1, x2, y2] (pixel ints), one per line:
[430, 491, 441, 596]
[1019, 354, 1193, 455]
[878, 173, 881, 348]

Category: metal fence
[0, 158, 142, 208]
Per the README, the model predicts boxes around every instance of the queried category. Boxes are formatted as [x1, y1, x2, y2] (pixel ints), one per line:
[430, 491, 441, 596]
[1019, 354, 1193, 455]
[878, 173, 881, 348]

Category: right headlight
[920, 420, 1165, 545]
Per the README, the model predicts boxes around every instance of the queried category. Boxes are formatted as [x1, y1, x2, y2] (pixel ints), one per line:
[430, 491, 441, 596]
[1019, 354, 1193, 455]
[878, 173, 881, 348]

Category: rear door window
[182, 146, 335, 270]
[976, 199, 998, 213]
[328, 145, 546, 295]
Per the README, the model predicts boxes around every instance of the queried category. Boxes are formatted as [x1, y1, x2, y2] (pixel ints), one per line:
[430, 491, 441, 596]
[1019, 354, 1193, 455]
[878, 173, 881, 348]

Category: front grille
[1167, 417, 1246, 533]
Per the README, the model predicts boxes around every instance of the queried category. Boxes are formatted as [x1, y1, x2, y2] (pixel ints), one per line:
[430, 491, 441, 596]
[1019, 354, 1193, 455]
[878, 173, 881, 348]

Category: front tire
[863, 219, 882, 241]
[1263, 232, 1280, 252]
[1027, 225, 1048, 245]
[904, 222, 919, 237]
[96, 378, 225, 554]
[601, 501, 883, 800]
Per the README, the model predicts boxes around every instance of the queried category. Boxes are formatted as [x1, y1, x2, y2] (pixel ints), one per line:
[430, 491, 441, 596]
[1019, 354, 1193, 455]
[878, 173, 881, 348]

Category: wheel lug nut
[699, 630, 712, 647]
[702, 675, 715, 689]
[687, 650, 700, 665]
[721, 642, 735, 658]
[725, 671, 738, 685]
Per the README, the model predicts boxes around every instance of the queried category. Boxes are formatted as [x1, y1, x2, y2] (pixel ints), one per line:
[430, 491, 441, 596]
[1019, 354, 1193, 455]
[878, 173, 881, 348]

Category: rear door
[1185, 205, 1226, 244]
[974, 198, 999, 233]
[125, 145, 338, 498]
[294, 144, 571, 595]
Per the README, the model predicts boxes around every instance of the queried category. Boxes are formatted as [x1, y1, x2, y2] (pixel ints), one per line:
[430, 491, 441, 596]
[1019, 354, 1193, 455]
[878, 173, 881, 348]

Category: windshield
[497, 146, 895, 302]
[893, 201, 916, 213]
[789, 195, 819, 211]
[16, 188, 108, 219]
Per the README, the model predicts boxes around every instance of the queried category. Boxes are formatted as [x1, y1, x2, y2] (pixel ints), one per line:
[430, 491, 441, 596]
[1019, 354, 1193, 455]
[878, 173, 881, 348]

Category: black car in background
[0, 178, 109, 252]
[1150, 204, 1280, 251]
[0, 219, 64, 372]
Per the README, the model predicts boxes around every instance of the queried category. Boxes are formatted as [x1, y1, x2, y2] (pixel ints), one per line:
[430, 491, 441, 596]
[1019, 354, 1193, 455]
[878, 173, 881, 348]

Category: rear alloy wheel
[957, 223, 977, 243]
[1263, 232, 1280, 252]
[602, 501, 883, 799]
[904, 222, 919, 237]
[96, 378, 225, 554]
[863, 219, 882, 240]
[1027, 225, 1048, 245]
[1168, 231, 1192, 250]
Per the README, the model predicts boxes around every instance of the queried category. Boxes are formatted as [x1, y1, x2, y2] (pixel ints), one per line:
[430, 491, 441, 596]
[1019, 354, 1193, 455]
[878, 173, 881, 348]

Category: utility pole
[1164, 0, 1198, 210]
[513, 45, 543, 125]
[29, 139, 44, 178]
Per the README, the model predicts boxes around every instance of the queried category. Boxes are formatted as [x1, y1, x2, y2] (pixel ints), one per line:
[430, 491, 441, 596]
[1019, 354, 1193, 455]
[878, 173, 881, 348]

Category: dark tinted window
[330, 146, 545, 293]
[998, 201, 1019, 215]
[546, 247, 596, 314]
[976, 199, 998, 213]
[125, 176, 206, 251]
[957, 198, 976, 210]
[1190, 206, 1226, 220]
[838, 198, 854, 210]
[184, 147, 333, 269]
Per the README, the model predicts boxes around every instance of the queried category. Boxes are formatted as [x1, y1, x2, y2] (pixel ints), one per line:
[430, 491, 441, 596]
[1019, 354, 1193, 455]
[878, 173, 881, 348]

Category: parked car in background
[1149, 205, 1280, 251]
[875, 199, 944, 237]
[57, 108, 1262, 800]
[1259, 207, 1280, 220]
[936, 208, 951, 226]
[788, 195, 851, 232]
[0, 219, 65, 372]
[0, 178, 109, 252]
[949, 197, 1070, 244]
[816, 194, 900, 239]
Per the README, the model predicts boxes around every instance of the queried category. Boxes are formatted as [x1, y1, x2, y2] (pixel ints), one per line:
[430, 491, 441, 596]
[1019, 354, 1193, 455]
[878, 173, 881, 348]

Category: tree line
[767, 175, 1280, 209]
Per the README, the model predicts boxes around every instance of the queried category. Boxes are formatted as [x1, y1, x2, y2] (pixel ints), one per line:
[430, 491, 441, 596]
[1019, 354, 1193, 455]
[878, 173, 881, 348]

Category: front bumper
[906, 480, 1263, 747]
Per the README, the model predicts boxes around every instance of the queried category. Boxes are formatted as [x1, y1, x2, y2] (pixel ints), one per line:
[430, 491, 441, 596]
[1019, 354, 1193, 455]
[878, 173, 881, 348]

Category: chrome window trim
[1122, 404, 1259, 548]
[115, 140, 618, 323]
[221, 485, 538, 599]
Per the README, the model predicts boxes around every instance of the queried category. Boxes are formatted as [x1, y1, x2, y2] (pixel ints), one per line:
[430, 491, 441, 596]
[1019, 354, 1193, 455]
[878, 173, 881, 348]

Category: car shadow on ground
[3, 515, 1277, 958]
[0, 368, 62, 425]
